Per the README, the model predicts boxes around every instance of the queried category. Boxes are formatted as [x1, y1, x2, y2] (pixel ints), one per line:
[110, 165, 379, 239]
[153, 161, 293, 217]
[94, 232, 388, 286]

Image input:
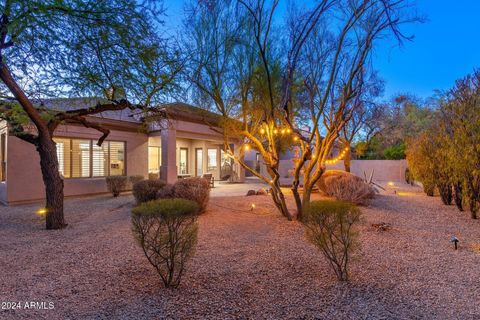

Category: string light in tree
[323, 146, 350, 165]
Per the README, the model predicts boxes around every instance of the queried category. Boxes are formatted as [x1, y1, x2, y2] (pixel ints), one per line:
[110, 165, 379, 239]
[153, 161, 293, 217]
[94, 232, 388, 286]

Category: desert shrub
[129, 175, 144, 187]
[174, 177, 210, 213]
[131, 199, 199, 288]
[383, 143, 406, 160]
[133, 179, 166, 204]
[158, 184, 175, 199]
[317, 170, 375, 205]
[148, 172, 159, 180]
[303, 200, 361, 281]
[105, 176, 128, 197]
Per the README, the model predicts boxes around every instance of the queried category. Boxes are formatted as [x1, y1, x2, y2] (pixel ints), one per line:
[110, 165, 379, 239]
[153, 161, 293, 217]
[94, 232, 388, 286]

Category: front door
[195, 148, 203, 176]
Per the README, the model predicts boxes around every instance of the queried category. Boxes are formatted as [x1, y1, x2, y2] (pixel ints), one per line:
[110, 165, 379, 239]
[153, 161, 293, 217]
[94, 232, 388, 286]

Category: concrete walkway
[210, 177, 269, 197]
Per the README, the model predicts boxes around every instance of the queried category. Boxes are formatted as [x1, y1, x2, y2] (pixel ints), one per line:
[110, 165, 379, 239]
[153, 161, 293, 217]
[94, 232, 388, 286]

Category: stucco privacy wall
[263, 159, 408, 184]
[0, 121, 7, 204]
[5, 124, 148, 205]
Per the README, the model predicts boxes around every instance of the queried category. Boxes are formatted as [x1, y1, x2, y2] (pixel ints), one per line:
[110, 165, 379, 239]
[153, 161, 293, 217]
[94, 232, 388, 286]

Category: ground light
[36, 208, 47, 217]
[451, 236, 459, 250]
[251, 204, 256, 211]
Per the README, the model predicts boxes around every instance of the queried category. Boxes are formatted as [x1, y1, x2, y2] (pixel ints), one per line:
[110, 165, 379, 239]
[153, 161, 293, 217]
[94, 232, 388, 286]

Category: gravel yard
[1, 185, 480, 319]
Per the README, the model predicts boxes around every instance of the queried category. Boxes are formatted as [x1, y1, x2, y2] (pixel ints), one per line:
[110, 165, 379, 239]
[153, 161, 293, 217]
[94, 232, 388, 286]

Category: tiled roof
[35, 97, 141, 123]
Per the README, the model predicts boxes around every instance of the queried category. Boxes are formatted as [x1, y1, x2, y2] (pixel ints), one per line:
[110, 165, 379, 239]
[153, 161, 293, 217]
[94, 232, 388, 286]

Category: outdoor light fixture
[251, 203, 256, 211]
[286, 128, 291, 133]
[281, 129, 286, 134]
[273, 129, 278, 134]
[260, 128, 265, 134]
[36, 208, 47, 217]
[451, 236, 459, 250]
[293, 136, 299, 141]
[387, 181, 395, 187]
[244, 144, 250, 150]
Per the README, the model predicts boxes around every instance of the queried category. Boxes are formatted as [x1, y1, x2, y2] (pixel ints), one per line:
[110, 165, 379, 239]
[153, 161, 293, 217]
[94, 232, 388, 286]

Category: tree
[0, 0, 179, 229]
[339, 73, 384, 171]
[443, 71, 480, 218]
[286, 0, 418, 219]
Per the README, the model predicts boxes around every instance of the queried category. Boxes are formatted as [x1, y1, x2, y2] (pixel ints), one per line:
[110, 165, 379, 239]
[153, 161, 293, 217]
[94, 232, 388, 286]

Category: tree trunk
[37, 134, 66, 229]
[291, 175, 303, 219]
[453, 182, 463, 211]
[343, 148, 351, 173]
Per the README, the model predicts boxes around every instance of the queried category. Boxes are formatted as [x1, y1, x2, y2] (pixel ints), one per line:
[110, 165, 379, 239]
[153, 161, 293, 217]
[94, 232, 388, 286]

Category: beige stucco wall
[263, 158, 408, 185]
[4, 123, 148, 205]
[0, 121, 7, 204]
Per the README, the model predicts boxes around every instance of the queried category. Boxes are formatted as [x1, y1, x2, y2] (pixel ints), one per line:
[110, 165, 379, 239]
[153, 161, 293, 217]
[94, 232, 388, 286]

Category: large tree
[0, 0, 179, 229]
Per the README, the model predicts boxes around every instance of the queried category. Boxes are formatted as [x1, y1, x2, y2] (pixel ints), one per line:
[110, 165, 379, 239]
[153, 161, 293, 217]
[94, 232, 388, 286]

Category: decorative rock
[256, 188, 267, 195]
[246, 190, 256, 196]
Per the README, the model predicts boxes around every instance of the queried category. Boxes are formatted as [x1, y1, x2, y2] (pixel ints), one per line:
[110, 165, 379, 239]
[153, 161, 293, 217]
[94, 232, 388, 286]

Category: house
[0, 99, 244, 205]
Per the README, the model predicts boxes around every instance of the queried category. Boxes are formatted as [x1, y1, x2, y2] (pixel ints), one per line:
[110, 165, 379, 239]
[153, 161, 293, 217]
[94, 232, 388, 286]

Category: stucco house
[0, 99, 244, 205]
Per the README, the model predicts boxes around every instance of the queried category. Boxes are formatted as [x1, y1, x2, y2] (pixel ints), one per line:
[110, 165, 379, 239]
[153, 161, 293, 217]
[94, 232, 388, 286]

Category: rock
[256, 188, 267, 195]
[246, 190, 256, 196]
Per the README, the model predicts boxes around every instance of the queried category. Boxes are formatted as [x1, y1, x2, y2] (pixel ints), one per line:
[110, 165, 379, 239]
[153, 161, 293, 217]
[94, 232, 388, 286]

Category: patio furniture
[202, 173, 214, 188]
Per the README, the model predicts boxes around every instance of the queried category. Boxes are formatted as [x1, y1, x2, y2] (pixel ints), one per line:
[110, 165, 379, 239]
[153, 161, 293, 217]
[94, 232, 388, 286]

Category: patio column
[235, 145, 246, 182]
[160, 128, 177, 184]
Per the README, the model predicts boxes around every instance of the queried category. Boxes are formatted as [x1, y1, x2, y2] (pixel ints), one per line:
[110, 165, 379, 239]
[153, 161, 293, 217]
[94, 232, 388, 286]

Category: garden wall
[261, 159, 408, 185]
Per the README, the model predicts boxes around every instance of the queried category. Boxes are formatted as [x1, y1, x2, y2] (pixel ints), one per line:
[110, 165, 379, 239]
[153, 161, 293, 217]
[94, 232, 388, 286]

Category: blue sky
[162, 0, 480, 100]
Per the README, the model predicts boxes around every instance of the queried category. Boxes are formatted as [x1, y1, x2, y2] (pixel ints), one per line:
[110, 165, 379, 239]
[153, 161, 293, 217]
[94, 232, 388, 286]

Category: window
[207, 148, 217, 172]
[54, 138, 125, 178]
[179, 148, 188, 174]
[148, 146, 161, 173]
[0, 133, 5, 181]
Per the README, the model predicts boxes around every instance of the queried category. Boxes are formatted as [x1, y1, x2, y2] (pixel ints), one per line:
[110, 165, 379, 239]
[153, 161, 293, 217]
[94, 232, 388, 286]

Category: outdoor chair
[202, 173, 214, 188]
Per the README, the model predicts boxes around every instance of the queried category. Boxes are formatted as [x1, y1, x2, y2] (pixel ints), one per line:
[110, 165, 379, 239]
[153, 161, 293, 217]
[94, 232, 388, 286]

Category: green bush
[174, 177, 210, 213]
[383, 143, 406, 160]
[131, 199, 199, 288]
[303, 200, 361, 281]
[105, 176, 128, 197]
[133, 179, 166, 204]
[129, 175, 145, 187]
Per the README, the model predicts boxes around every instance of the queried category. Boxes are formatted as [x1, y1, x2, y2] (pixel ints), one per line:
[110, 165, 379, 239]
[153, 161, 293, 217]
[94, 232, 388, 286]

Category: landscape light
[451, 236, 459, 250]
[36, 208, 47, 217]
[251, 203, 256, 211]
[244, 144, 250, 150]
[260, 128, 265, 134]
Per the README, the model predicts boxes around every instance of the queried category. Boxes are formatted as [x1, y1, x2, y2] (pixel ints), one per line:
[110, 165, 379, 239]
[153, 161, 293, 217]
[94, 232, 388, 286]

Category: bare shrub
[158, 184, 175, 199]
[105, 176, 128, 197]
[129, 175, 145, 187]
[133, 180, 166, 204]
[303, 200, 361, 281]
[174, 177, 210, 213]
[131, 199, 199, 288]
[148, 173, 159, 180]
[317, 170, 375, 205]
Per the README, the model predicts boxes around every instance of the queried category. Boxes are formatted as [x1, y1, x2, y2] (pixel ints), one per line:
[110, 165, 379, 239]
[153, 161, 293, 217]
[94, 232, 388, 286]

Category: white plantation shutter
[108, 141, 125, 176]
[92, 142, 108, 177]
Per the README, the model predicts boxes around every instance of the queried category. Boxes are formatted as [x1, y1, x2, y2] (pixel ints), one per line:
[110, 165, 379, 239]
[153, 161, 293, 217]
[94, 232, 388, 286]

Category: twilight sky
[162, 0, 480, 100]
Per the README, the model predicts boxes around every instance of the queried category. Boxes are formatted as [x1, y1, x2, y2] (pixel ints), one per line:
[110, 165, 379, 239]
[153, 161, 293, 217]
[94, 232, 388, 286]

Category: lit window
[148, 146, 161, 173]
[207, 148, 217, 171]
[54, 138, 125, 178]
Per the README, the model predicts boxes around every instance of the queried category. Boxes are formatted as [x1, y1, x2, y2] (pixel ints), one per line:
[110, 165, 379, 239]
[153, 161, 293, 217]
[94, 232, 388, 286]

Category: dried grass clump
[317, 170, 375, 205]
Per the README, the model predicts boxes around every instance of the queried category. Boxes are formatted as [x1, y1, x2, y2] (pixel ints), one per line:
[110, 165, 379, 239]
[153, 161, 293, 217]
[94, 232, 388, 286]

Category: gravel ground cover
[1, 186, 480, 319]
